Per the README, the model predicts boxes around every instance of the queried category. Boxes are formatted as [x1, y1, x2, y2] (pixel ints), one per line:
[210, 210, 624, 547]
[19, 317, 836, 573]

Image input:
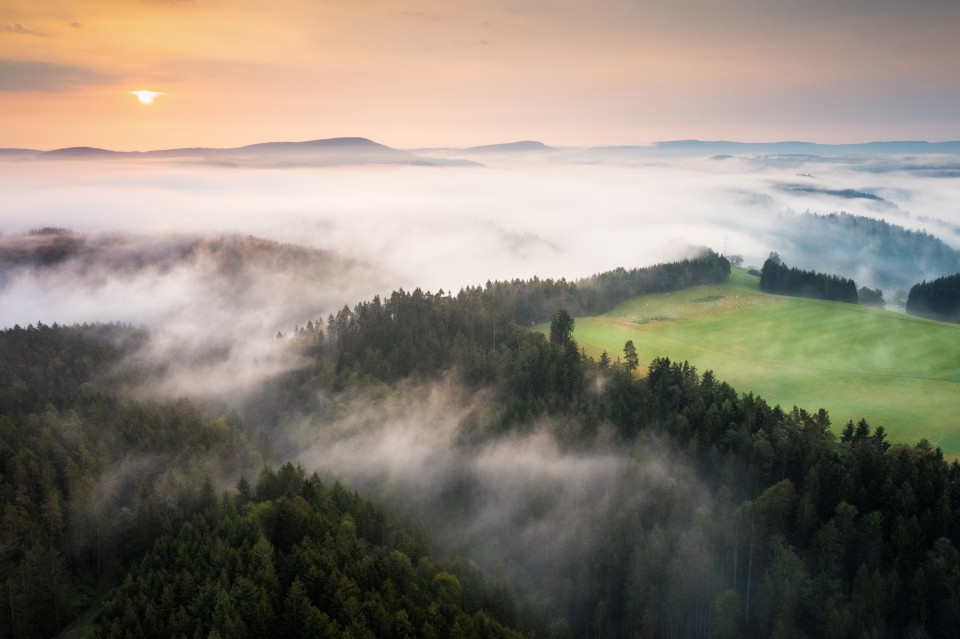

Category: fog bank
[2, 150, 958, 306]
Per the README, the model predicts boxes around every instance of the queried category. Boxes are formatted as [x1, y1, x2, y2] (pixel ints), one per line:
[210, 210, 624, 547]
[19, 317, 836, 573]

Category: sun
[130, 90, 163, 105]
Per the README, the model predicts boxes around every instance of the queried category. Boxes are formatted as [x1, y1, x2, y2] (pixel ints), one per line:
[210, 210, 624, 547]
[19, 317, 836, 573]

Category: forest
[3, 251, 960, 638]
[759, 255, 860, 304]
[907, 273, 960, 323]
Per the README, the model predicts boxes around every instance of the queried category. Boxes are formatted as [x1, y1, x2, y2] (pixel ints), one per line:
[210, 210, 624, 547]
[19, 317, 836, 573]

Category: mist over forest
[4, 140, 960, 638]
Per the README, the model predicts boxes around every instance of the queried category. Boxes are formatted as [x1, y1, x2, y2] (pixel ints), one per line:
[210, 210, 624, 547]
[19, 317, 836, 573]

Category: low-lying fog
[4, 149, 959, 306]
[286, 378, 708, 613]
[2, 146, 959, 400]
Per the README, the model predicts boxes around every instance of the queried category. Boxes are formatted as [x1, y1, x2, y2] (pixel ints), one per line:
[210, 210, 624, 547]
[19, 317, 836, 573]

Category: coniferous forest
[907, 273, 960, 323]
[759, 255, 860, 304]
[3, 251, 960, 639]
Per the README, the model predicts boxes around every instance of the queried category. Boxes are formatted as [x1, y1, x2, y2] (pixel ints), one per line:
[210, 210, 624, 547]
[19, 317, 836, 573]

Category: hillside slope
[568, 268, 960, 453]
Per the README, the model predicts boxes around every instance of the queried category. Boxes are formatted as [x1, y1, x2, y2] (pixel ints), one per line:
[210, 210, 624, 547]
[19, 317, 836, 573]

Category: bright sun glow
[130, 90, 162, 105]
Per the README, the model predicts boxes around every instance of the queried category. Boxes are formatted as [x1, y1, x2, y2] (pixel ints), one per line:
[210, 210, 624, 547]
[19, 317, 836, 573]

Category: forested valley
[3, 250, 960, 638]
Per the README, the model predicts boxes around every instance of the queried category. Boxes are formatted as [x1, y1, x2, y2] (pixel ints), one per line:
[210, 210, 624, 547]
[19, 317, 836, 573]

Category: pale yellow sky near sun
[1, 0, 958, 150]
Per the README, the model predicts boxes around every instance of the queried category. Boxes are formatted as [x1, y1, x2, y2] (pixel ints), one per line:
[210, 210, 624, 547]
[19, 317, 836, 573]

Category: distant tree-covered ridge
[907, 273, 960, 323]
[759, 254, 859, 303]
[0, 230, 351, 280]
[775, 212, 960, 293]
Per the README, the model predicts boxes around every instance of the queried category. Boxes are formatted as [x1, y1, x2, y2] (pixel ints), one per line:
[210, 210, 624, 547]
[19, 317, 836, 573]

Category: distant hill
[584, 139, 960, 157]
[0, 228, 366, 286]
[653, 139, 960, 156]
[40, 146, 124, 158]
[7, 138, 960, 165]
[0, 148, 40, 159]
[0, 137, 480, 168]
[462, 140, 554, 154]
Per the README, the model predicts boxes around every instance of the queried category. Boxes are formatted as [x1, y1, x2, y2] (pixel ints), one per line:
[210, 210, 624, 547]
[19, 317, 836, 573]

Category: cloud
[0, 59, 118, 92]
[0, 22, 47, 37]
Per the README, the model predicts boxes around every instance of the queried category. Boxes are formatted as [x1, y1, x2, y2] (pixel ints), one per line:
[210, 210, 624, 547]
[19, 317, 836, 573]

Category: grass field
[561, 268, 960, 454]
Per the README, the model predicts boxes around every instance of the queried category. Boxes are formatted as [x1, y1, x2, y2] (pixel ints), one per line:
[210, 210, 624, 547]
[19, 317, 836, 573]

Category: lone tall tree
[623, 340, 639, 373]
[549, 309, 575, 347]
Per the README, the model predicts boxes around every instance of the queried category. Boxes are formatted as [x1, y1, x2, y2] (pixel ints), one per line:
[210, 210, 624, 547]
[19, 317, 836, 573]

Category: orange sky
[1, 0, 958, 150]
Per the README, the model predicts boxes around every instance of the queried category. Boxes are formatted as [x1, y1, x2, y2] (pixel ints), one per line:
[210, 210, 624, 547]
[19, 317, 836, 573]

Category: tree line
[326, 250, 729, 386]
[907, 273, 960, 323]
[759, 255, 861, 304]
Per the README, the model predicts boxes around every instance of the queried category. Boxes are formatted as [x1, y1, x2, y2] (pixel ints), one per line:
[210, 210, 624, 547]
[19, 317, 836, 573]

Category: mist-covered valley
[4, 140, 960, 638]
[4, 140, 960, 322]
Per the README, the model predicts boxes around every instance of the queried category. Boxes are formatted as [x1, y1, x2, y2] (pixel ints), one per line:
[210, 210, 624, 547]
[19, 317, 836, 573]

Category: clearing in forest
[567, 268, 960, 455]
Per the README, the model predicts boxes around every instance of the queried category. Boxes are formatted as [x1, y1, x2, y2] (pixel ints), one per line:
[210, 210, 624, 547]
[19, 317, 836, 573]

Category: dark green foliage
[548, 309, 574, 347]
[857, 286, 885, 306]
[759, 257, 858, 303]
[87, 466, 525, 639]
[329, 250, 730, 383]
[511, 354, 959, 639]
[622, 340, 639, 372]
[0, 324, 266, 639]
[0, 321, 145, 414]
[907, 272, 960, 323]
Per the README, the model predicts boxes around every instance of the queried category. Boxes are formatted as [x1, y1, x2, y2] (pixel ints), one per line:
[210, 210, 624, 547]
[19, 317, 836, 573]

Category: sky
[1, 0, 959, 151]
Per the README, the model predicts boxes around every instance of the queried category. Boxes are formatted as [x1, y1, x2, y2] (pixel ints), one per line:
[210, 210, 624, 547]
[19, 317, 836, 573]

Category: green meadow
[564, 268, 960, 454]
